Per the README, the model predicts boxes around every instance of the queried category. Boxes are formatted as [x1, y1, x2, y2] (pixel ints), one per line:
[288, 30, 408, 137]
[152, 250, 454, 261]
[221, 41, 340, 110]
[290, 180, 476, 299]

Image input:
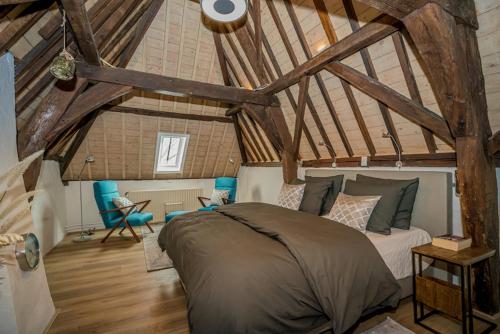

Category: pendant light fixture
[201, 0, 248, 23]
[49, 10, 76, 81]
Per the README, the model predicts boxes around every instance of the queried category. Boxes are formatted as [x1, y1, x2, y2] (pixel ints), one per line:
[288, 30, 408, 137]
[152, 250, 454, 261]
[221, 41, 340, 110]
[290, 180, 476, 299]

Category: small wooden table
[411, 243, 497, 334]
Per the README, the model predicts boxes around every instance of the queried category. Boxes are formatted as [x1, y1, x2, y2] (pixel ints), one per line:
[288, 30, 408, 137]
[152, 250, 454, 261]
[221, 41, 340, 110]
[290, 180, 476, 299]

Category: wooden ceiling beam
[239, 113, 265, 162]
[244, 9, 320, 159]
[325, 61, 454, 147]
[75, 63, 279, 106]
[261, 13, 399, 94]
[490, 131, 500, 155]
[232, 115, 248, 164]
[234, 27, 269, 85]
[224, 33, 257, 89]
[0, 1, 52, 54]
[284, 0, 353, 157]
[312, 0, 376, 157]
[265, 0, 335, 159]
[343, 0, 401, 154]
[392, 31, 437, 153]
[356, 0, 478, 29]
[292, 76, 310, 161]
[302, 152, 458, 168]
[253, 0, 263, 81]
[104, 106, 233, 124]
[401, 3, 498, 312]
[46, 0, 163, 143]
[59, 0, 101, 65]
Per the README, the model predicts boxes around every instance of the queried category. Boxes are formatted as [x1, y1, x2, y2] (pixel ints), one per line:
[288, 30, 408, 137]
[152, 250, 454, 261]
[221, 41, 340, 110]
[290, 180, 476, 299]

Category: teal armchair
[165, 177, 237, 222]
[197, 177, 238, 212]
[93, 181, 154, 243]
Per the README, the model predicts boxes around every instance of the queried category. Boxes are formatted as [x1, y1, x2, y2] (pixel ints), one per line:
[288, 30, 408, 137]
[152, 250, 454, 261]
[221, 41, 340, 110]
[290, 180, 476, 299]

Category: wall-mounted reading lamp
[318, 141, 337, 168]
[382, 132, 403, 169]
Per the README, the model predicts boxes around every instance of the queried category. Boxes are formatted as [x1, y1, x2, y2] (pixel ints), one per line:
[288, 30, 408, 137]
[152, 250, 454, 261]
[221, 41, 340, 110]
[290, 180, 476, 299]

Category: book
[432, 234, 472, 251]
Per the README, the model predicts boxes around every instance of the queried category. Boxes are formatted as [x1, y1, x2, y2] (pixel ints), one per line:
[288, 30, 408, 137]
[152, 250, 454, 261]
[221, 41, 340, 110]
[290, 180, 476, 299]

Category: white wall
[0, 53, 55, 334]
[31, 161, 68, 255]
[65, 178, 216, 230]
[237, 166, 500, 237]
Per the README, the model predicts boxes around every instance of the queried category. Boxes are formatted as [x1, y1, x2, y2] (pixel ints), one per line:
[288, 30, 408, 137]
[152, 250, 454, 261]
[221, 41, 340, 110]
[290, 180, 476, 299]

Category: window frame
[154, 132, 190, 174]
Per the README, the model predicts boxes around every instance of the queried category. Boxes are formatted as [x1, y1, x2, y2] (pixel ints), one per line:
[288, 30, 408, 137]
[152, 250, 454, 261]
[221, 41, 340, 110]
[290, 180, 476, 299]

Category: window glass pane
[155, 133, 189, 173]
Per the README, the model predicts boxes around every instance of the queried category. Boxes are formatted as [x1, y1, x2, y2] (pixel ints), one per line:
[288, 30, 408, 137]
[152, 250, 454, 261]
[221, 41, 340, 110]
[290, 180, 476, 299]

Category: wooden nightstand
[411, 243, 497, 334]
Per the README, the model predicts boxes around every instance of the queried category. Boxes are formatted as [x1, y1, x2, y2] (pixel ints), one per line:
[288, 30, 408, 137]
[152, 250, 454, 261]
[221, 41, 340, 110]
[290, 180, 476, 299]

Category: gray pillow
[299, 176, 336, 215]
[344, 180, 405, 235]
[356, 174, 419, 229]
[320, 175, 344, 216]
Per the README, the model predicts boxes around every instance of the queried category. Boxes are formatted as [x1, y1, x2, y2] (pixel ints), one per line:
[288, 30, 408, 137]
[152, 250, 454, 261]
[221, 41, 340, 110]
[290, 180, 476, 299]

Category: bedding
[277, 182, 305, 210]
[356, 175, 419, 229]
[299, 176, 335, 215]
[367, 227, 431, 280]
[344, 180, 405, 235]
[159, 202, 401, 334]
[320, 174, 344, 215]
[324, 193, 380, 232]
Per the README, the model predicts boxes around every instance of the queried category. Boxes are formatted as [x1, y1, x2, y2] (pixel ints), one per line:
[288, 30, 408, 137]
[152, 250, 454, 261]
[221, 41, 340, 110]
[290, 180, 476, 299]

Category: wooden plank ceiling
[1, 0, 499, 181]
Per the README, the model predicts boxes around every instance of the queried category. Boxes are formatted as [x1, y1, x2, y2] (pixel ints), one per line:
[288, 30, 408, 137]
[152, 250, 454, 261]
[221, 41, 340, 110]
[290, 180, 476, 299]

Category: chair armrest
[99, 200, 151, 215]
[198, 196, 211, 207]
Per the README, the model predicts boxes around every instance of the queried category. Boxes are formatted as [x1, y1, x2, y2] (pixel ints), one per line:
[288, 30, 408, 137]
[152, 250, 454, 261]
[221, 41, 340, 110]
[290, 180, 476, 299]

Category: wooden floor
[44, 228, 500, 334]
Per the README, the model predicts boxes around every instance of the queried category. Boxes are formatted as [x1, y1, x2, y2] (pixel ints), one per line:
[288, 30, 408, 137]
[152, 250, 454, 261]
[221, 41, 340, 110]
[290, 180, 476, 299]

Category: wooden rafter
[0, 0, 52, 54]
[325, 61, 454, 147]
[284, 0, 353, 157]
[239, 114, 265, 162]
[105, 106, 233, 124]
[292, 76, 310, 160]
[253, 0, 263, 81]
[232, 114, 248, 164]
[17, 0, 140, 190]
[224, 33, 257, 89]
[245, 7, 320, 159]
[75, 63, 278, 106]
[261, 13, 399, 94]
[60, 0, 101, 65]
[342, 0, 401, 154]
[265, 0, 336, 159]
[312, 0, 376, 156]
[392, 31, 437, 153]
[490, 131, 500, 155]
[393, 0, 499, 314]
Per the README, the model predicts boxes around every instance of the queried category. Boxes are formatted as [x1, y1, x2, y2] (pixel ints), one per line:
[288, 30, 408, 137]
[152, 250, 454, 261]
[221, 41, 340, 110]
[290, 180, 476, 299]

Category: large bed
[158, 170, 452, 334]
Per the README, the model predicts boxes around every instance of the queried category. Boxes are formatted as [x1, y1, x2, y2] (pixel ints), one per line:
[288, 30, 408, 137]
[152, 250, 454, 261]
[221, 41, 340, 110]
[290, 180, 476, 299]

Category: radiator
[126, 188, 203, 222]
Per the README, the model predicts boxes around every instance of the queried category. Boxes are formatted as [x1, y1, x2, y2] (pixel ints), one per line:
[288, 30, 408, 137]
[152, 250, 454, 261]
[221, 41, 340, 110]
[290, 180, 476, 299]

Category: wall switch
[361, 156, 368, 167]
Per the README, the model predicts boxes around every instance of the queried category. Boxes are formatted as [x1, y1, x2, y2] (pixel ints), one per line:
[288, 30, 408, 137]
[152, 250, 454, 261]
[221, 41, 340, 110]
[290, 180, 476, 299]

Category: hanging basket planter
[49, 49, 75, 81]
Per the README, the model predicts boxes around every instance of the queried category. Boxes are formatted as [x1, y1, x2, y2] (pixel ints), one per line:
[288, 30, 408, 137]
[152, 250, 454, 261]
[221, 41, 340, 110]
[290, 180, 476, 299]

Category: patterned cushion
[324, 193, 381, 232]
[277, 183, 306, 210]
[112, 196, 137, 215]
[210, 189, 230, 206]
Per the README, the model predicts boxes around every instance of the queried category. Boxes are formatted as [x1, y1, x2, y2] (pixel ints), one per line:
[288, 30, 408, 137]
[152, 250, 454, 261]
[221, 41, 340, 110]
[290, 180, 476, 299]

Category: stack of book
[432, 234, 472, 251]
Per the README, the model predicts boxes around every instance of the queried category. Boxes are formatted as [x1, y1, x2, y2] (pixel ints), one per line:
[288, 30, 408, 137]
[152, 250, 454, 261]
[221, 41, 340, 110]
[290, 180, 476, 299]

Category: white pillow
[210, 189, 230, 206]
[324, 193, 381, 232]
[277, 183, 306, 210]
[112, 196, 137, 215]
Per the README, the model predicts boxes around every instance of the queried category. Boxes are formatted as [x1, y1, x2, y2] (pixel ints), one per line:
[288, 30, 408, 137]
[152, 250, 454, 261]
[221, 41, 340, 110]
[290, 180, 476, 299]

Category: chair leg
[145, 222, 154, 233]
[101, 219, 124, 243]
[125, 221, 141, 243]
[118, 226, 126, 235]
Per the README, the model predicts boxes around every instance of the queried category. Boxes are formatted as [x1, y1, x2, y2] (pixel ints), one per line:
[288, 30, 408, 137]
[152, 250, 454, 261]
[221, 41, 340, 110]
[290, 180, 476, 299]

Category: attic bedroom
[0, 0, 499, 333]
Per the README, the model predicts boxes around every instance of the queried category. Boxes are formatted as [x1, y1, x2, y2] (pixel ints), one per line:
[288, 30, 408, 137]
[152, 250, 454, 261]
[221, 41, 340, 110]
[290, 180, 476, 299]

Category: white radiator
[126, 188, 203, 222]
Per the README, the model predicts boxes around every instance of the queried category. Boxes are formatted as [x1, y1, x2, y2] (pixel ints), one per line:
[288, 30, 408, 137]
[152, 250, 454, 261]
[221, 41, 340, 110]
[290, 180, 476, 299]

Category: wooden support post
[401, 1, 499, 314]
[293, 76, 310, 161]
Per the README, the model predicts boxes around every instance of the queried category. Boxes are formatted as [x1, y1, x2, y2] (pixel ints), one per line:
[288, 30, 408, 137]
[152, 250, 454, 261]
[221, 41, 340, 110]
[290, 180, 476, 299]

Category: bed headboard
[304, 169, 453, 236]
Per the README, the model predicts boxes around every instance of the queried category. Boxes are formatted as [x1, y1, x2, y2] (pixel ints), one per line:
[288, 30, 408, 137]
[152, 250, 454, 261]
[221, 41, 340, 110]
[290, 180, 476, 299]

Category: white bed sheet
[366, 227, 432, 280]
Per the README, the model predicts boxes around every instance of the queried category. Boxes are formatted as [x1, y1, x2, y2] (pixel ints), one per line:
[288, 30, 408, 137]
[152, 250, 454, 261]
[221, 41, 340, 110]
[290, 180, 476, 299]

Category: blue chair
[93, 181, 154, 243]
[165, 177, 237, 222]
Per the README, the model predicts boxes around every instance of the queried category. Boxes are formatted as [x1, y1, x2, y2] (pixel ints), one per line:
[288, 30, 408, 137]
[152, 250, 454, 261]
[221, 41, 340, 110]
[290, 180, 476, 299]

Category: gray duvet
[158, 203, 400, 334]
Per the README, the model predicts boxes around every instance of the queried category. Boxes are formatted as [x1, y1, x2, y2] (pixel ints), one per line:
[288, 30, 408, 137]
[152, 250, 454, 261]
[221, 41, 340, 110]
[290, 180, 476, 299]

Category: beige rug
[361, 317, 414, 334]
[141, 224, 173, 272]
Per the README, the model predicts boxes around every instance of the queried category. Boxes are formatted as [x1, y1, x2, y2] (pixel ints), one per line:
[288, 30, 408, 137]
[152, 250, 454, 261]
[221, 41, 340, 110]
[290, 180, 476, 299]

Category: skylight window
[154, 133, 189, 173]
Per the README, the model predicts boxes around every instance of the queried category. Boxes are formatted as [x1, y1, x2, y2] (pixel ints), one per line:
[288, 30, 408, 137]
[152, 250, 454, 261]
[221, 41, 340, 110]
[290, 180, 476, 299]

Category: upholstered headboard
[304, 169, 453, 236]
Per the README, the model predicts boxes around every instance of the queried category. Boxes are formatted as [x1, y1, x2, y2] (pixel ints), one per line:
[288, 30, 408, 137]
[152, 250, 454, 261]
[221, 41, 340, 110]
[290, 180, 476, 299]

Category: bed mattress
[366, 227, 431, 280]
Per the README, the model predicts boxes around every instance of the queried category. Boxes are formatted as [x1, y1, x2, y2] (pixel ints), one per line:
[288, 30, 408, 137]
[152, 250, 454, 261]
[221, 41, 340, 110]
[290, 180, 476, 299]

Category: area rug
[141, 224, 173, 272]
[361, 317, 414, 334]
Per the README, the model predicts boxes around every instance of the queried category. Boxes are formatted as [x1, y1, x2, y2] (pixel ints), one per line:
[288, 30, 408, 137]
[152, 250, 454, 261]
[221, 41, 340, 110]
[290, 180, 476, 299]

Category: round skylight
[201, 0, 248, 23]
